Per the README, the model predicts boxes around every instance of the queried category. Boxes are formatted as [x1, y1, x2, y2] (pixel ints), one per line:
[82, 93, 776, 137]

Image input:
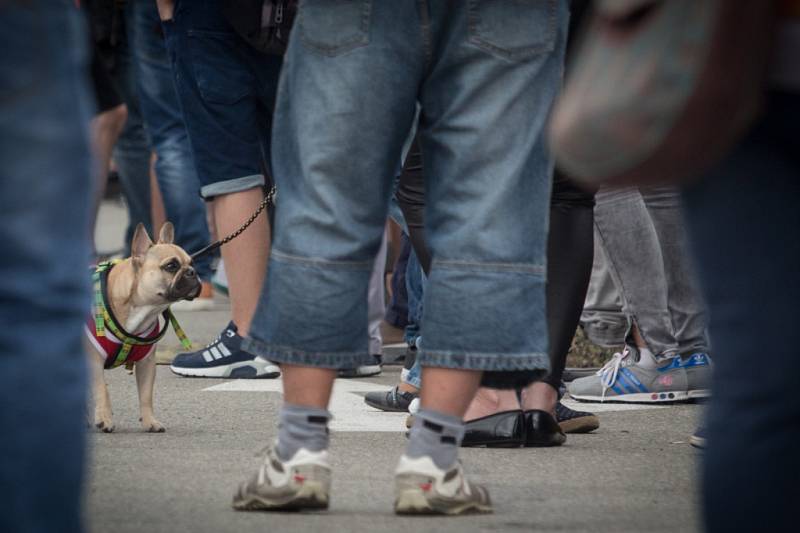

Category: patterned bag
[548, 0, 775, 186]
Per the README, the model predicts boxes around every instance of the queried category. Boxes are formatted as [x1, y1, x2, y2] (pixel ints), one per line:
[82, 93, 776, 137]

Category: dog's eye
[163, 260, 180, 273]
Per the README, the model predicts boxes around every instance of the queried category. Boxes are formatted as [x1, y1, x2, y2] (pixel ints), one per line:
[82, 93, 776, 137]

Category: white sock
[637, 346, 658, 369]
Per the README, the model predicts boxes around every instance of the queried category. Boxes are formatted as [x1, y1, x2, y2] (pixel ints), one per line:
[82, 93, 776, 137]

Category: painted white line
[204, 380, 667, 432]
[204, 379, 408, 432]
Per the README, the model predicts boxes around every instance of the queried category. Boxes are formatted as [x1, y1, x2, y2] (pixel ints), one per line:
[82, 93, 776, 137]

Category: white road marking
[204, 379, 666, 432]
[204, 379, 408, 432]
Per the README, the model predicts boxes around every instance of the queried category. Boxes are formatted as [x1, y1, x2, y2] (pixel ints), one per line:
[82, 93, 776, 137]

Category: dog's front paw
[95, 419, 115, 433]
[141, 418, 166, 433]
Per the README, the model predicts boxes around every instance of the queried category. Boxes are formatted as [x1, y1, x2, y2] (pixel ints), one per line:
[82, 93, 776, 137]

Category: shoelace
[596, 348, 633, 400]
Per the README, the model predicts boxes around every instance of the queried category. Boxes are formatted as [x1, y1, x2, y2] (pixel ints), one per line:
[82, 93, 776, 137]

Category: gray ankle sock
[406, 408, 465, 469]
[275, 403, 331, 461]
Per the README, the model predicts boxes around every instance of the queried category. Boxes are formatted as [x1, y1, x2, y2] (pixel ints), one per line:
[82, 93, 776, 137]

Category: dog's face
[131, 222, 202, 304]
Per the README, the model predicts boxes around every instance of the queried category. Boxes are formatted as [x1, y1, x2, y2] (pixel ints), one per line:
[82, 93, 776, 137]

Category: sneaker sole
[394, 490, 492, 516]
[689, 435, 707, 449]
[232, 481, 329, 511]
[363, 398, 411, 412]
[338, 365, 382, 378]
[170, 359, 280, 379]
[688, 389, 711, 399]
[559, 415, 600, 434]
[570, 390, 691, 403]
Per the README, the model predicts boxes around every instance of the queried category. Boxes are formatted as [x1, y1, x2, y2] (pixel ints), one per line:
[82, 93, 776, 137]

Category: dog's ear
[131, 223, 153, 268]
[157, 222, 175, 244]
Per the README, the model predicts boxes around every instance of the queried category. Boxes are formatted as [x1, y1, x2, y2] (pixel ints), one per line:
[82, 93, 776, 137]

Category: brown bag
[548, 0, 776, 186]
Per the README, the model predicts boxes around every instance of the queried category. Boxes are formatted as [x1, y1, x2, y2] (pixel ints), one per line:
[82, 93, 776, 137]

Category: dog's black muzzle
[167, 266, 202, 301]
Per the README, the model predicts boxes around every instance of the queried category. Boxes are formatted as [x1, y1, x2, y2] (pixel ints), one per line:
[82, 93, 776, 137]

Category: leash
[190, 186, 276, 261]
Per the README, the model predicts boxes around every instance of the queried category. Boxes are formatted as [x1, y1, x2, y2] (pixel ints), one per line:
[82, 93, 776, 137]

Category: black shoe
[462, 410, 525, 448]
[555, 401, 599, 434]
[524, 410, 566, 447]
[363, 386, 417, 412]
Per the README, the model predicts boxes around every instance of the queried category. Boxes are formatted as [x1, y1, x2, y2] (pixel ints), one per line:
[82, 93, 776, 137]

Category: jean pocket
[187, 30, 254, 104]
[468, 0, 557, 61]
[298, 0, 372, 57]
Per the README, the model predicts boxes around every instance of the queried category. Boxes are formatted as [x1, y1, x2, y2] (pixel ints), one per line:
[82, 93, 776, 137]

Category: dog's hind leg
[135, 354, 165, 433]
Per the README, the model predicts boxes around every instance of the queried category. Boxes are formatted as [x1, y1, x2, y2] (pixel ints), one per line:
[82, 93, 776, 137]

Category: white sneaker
[394, 455, 492, 515]
[232, 445, 331, 511]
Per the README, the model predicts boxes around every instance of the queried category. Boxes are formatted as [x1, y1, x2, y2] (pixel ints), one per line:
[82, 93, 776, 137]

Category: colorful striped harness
[91, 261, 192, 370]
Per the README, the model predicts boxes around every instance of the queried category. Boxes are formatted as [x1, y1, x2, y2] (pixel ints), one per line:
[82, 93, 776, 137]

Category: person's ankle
[464, 388, 520, 421]
[520, 382, 557, 416]
[398, 382, 419, 394]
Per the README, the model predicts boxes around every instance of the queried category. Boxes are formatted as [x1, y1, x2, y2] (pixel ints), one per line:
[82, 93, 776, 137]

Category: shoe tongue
[226, 321, 239, 334]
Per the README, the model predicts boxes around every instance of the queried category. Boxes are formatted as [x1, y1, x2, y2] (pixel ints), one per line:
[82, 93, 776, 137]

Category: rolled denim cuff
[199, 174, 265, 199]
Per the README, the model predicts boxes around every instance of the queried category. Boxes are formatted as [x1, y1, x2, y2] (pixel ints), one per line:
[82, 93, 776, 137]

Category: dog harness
[85, 261, 192, 370]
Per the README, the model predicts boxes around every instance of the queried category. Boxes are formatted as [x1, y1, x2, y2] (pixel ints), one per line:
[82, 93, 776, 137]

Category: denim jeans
[593, 186, 710, 357]
[246, 0, 568, 376]
[0, 3, 93, 532]
[404, 249, 425, 348]
[580, 232, 628, 347]
[162, 0, 283, 199]
[384, 234, 411, 329]
[123, 0, 212, 278]
[367, 233, 387, 355]
[111, 32, 154, 249]
[402, 250, 425, 389]
[683, 91, 800, 533]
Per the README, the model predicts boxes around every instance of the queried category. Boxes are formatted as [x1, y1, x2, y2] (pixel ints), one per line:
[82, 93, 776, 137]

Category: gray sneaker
[394, 455, 492, 515]
[568, 348, 690, 403]
[678, 352, 713, 399]
[232, 446, 331, 511]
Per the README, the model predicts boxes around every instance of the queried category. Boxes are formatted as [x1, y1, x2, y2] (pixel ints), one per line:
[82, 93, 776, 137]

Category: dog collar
[92, 261, 192, 369]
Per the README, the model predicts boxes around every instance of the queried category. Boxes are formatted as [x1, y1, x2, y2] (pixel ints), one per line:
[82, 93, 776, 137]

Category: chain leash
[190, 186, 276, 261]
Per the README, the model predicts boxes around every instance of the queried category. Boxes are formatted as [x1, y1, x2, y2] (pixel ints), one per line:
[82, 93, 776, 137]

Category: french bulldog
[85, 222, 201, 433]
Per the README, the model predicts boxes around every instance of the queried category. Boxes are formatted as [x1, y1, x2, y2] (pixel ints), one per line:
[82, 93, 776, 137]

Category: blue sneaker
[568, 348, 691, 403]
[678, 352, 713, 399]
[170, 322, 280, 379]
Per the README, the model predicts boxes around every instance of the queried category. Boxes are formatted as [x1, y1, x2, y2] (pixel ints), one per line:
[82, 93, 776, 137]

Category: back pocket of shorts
[468, 0, 557, 61]
[299, 0, 372, 56]
[187, 30, 254, 105]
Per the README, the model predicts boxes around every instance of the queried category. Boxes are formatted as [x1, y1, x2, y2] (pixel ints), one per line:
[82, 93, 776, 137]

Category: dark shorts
[162, 0, 283, 199]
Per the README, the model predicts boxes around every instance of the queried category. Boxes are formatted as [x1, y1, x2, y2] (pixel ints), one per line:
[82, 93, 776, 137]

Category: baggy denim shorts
[245, 0, 569, 376]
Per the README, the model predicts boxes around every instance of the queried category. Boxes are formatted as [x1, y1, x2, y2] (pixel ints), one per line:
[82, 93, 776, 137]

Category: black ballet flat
[524, 409, 566, 447]
[462, 410, 525, 448]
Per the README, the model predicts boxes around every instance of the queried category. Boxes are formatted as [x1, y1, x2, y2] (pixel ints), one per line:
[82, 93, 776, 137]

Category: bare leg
[282, 364, 337, 408]
[135, 355, 165, 432]
[89, 104, 128, 253]
[212, 188, 270, 337]
[463, 387, 521, 421]
[419, 367, 483, 418]
[520, 381, 558, 416]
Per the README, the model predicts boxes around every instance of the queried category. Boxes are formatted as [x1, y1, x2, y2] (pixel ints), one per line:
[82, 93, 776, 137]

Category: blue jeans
[246, 0, 567, 374]
[683, 91, 800, 533]
[162, 0, 283, 199]
[112, 31, 154, 249]
[123, 0, 212, 278]
[0, 3, 92, 532]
